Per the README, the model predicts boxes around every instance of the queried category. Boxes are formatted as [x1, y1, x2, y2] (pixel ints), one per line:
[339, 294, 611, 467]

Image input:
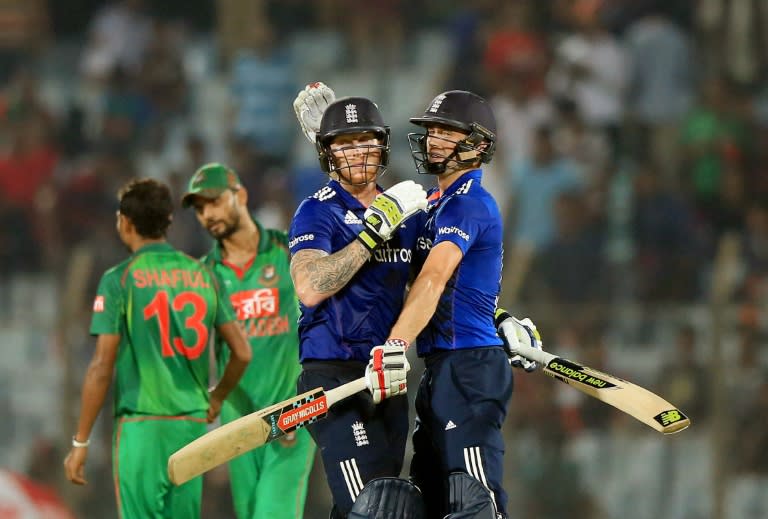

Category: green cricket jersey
[90, 242, 234, 417]
[202, 221, 301, 407]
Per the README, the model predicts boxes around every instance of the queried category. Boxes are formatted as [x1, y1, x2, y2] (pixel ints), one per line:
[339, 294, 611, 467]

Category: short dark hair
[118, 178, 173, 239]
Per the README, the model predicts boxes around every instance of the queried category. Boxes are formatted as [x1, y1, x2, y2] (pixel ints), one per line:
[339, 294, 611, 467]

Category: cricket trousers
[410, 347, 513, 519]
[298, 360, 409, 517]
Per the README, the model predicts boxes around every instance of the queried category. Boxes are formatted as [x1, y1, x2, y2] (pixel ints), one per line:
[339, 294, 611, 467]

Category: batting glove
[365, 339, 410, 404]
[357, 180, 427, 252]
[293, 81, 336, 143]
[495, 309, 541, 372]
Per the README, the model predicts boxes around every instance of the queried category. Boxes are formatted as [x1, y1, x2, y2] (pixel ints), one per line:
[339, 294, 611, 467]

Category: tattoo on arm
[291, 242, 371, 296]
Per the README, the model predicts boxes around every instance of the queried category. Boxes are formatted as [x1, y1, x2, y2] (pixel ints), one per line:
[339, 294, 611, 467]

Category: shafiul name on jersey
[132, 269, 210, 288]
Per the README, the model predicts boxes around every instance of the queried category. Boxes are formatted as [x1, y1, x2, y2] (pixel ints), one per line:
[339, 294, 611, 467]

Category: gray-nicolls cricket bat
[168, 377, 368, 485]
[496, 311, 691, 435]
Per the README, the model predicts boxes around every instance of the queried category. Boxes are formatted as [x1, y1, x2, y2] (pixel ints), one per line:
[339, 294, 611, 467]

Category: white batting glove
[495, 309, 541, 372]
[293, 81, 336, 143]
[365, 339, 410, 404]
[357, 180, 428, 252]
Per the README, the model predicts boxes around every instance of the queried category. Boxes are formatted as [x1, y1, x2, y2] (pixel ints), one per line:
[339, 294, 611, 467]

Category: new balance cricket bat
[514, 340, 691, 435]
[168, 377, 368, 485]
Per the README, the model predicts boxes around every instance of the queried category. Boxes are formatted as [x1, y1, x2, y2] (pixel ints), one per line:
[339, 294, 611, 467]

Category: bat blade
[541, 356, 690, 434]
[168, 377, 368, 485]
[514, 342, 690, 434]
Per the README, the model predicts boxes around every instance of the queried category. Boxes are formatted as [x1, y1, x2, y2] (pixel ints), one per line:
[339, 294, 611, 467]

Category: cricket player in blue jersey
[290, 84, 428, 518]
[367, 90, 543, 519]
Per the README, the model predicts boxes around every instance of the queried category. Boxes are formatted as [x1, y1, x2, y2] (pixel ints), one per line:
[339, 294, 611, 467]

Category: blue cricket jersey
[415, 169, 504, 356]
[289, 180, 425, 362]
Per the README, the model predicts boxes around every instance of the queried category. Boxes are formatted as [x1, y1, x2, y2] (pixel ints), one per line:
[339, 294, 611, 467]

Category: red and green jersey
[202, 221, 301, 408]
[90, 242, 234, 417]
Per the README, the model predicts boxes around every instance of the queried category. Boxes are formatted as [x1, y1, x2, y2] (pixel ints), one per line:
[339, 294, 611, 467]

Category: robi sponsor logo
[289, 234, 315, 248]
[438, 226, 470, 241]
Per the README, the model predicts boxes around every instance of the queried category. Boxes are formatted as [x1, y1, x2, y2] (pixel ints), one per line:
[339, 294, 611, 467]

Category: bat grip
[511, 341, 555, 366]
[325, 377, 369, 407]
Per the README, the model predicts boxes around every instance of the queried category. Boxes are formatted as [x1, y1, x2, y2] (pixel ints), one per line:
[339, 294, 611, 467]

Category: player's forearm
[290, 243, 371, 306]
[389, 271, 446, 345]
[212, 321, 252, 401]
[75, 359, 114, 441]
[211, 358, 248, 401]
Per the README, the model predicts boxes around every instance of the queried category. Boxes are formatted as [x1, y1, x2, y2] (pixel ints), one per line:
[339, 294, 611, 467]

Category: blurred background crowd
[1, 0, 767, 517]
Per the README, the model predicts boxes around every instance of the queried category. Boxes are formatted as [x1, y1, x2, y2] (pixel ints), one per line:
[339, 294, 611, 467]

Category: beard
[205, 210, 240, 240]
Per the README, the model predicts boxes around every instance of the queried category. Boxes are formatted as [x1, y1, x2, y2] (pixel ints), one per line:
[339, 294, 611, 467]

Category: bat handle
[512, 341, 556, 366]
[325, 377, 369, 407]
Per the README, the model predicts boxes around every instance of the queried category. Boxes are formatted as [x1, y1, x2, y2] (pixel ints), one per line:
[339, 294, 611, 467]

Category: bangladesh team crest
[259, 264, 279, 285]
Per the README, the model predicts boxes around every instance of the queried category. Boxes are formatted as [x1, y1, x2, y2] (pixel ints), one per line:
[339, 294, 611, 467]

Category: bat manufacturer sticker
[277, 393, 328, 431]
[547, 358, 618, 389]
[261, 391, 328, 439]
[654, 409, 689, 427]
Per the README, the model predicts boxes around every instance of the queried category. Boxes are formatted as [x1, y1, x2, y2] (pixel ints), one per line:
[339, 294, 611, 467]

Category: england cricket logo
[345, 104, 359, 123]
[351, 421, 369, 447]
[429, 94, 447, 113]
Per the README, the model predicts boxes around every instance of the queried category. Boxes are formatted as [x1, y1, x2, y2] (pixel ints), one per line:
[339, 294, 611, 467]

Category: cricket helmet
[316, 97, 390, 183]
[408, 90, 497, 175]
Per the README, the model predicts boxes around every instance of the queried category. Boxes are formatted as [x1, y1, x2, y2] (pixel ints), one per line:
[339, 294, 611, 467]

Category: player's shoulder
[100, 257, 132, 285]
[304, 185, 340, 206]
[293, 185, 341, 221]
[264, 228, 290, 250]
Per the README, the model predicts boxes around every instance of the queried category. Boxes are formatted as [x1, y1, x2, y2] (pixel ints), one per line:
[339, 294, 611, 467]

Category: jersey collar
[133, 242, 175, 256]
[441, 169, 482, 198]
[328, 180, 383, 210]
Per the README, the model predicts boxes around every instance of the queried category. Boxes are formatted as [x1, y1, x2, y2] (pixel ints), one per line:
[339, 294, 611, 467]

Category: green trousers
[221, 396, 316, 519]
[113, 413, 207, 519]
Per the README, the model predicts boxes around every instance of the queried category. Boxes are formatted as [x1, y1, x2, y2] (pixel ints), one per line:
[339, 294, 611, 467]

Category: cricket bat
[512, 336, 691, 435]
[168, 377, 368, 485]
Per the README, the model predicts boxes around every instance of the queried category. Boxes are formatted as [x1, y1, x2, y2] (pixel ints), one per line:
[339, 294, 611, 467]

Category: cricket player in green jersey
[64, 178, 252, 519]
[182, 163, 316, 519]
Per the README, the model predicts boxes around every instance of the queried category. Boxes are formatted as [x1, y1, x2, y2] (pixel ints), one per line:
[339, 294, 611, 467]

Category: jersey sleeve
[89, 269, 124, 336]
[288, 198, 335, 255]
[207, 267, 236, 327]
[432, 195, 486, 256]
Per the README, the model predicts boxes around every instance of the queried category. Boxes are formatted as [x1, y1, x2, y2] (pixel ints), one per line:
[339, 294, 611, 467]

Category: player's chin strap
[410, 123, 496, 175]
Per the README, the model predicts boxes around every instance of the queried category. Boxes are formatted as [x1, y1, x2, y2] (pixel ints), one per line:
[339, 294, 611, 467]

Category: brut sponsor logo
[289, 234, 315, 248]
[437, 226, 470, 241]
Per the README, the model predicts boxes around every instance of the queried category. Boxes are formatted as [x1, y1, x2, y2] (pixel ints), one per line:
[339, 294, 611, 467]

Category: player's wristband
[356, 229, 383, 253]
[72, 436, 90, 448]
[386, 338, 409, 350]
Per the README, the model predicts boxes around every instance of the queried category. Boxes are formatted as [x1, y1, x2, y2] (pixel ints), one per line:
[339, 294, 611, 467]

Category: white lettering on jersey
[372, 247, 412, 263]
[289, 233, 315, 248]
[438, 226, 470, 241]
[455, 179, 474, 195]
[416, 236, 432, 251]
[312, 186, 337, 201]
[343, 210, 362, 225]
